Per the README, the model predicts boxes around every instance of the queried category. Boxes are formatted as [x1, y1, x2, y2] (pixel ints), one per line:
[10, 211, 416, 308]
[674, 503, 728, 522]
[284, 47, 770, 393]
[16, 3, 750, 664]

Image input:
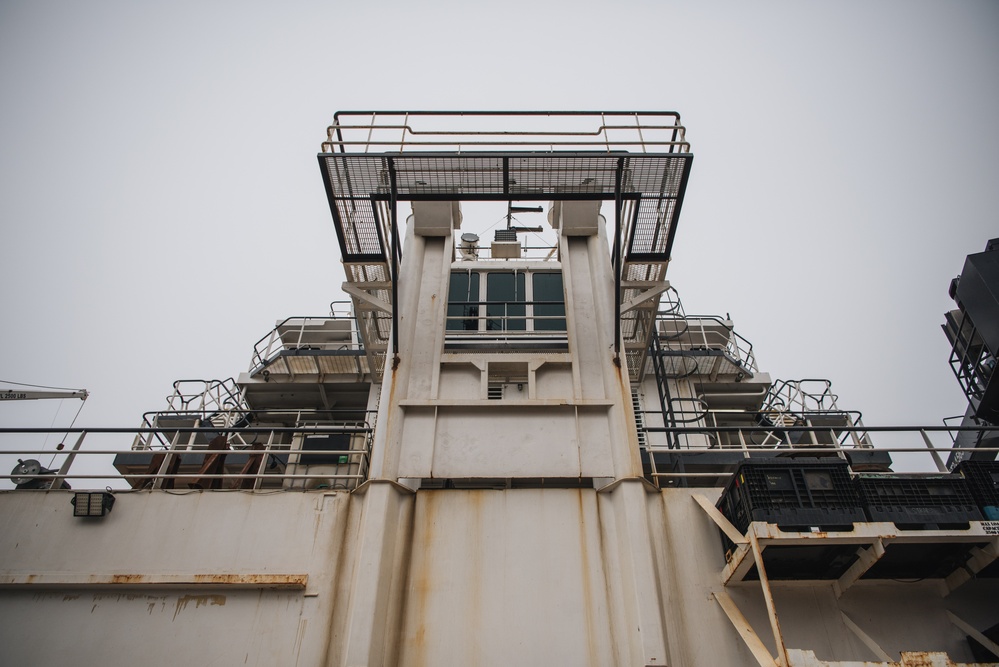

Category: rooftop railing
[657, 314, 758, 377]
[248, 313, 366, 376]
[323, 111, 689, 154]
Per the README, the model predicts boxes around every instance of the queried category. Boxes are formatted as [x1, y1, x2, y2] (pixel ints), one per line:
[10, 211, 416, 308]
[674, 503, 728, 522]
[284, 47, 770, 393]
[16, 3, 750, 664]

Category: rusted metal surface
[786, 649, 993, 665]
[137, 450, 182, 489]
[749, 531, 789, 667]
[189, 434, 230, 490]
[0, 573, 309, 589]
[724, 520, 997, 585]
[233, 443, 266, 490]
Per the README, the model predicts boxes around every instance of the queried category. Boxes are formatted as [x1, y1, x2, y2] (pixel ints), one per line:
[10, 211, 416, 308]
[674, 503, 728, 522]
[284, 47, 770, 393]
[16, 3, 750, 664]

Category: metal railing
[134, 408, 376, 452]
[455, 240, 561, 262]
[758, 379, 853, 425]
[657, 314, 758, 375]
[162, 378, 245, 415]
[639, 424, 999, 487]
[323, 111, 689, 154]
[4, 425, 996, 492]
[445, 300, 568, 348]
[947, 312, 997, 410]
[249, 314, 365, 374]
[1, 424, 375, 492]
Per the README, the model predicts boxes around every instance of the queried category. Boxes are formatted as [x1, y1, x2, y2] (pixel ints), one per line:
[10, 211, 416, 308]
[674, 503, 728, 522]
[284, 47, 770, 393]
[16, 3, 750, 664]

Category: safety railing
[248, 314, 365, 375]
[762, 378, 841, 415]
[454, 240, 561, 262]
[328, 300, 354, 318]
[134, 408, 376, 452]
[323, 111, 689, 154]
[947, 312, 997, 409]
[1, 423, 375, 492]
[444, 300, 568, 349]
[162, 379, 245, 416]
[657, 314, 758, 375]
[639, 424, 999, 487]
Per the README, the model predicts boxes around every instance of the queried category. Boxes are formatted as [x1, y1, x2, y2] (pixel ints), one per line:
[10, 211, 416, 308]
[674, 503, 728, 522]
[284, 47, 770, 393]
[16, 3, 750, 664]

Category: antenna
[505, 203, 545, 233]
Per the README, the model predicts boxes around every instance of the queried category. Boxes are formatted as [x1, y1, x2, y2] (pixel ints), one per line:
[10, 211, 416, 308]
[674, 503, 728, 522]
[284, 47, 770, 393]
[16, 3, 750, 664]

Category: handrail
[761, 379, 848, 418]
[1, 425, 377, 491]
[248, 314, 365, 374]
[323, 111, 690, 154]
[165, 378, 244, 413]
[656, 312, 758, 374]
[3, 425, 998, 491]
[638, 424, 999, 486]
[445, 299, 567, 334]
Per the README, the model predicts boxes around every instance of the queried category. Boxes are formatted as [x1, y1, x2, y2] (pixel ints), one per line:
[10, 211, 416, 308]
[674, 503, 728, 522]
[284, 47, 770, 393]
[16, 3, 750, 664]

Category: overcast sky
[1, 1, 997, 466]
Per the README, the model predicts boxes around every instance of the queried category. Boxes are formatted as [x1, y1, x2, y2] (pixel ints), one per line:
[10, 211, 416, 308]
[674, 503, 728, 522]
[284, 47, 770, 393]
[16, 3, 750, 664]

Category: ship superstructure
[0, 112, 997, 666]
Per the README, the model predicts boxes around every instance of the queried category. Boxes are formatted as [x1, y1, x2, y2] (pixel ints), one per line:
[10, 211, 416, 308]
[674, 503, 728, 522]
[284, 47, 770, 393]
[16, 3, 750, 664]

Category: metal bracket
[944, 536, 999, 594]
[838, 612, 894, 662]
[946, 610, 999, 660]
[620, 282, 670, 315]
[833, 539, 886, 598]
[713, 589, 779, 667]
[342, 282, 393, 314]
[692, 493, 748, 547]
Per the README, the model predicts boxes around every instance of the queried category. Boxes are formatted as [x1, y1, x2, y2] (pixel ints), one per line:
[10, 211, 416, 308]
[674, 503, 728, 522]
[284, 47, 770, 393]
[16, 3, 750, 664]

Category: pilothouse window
[445, 270, 567, 349]
[447, 271, 480, 331]
[487, 272, 526, 331]
[532, 272, 566, 331]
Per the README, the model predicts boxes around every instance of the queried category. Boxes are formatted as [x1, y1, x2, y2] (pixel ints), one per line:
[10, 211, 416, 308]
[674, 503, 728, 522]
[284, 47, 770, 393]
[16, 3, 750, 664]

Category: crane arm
[0, 389, 88, 401]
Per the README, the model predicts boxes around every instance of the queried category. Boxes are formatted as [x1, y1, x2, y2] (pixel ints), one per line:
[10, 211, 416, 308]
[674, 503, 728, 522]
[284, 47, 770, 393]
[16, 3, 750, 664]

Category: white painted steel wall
[0, 490, 354, 666]
[1, 485, 996, 665]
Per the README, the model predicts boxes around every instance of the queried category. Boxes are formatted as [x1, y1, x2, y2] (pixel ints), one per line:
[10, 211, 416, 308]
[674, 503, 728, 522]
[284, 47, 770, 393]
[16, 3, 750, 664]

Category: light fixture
[72, 489, 116, 518]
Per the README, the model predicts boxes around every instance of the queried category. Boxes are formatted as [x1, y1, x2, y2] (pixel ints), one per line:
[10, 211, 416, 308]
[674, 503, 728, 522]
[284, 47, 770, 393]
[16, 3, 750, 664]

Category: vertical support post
[51, 430, 87, 487]
[253, 430, 276, 491]
[388, 158, 401, 370]
[920, 428, 949, 473]
[749, 528, 788, 667]
[613, 158, 624, 365]
[152, 428, 184, 490]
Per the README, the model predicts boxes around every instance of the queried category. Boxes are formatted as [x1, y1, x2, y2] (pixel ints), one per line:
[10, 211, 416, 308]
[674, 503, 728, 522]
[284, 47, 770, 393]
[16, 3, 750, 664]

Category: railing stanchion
[920, 429, 949, 473]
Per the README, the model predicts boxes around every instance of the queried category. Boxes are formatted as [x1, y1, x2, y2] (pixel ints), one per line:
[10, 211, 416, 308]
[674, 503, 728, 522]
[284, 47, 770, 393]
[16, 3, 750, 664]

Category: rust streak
[173, 594, 226, 620]
[409, 491, 437, 667]
[576, 489, 600, 667]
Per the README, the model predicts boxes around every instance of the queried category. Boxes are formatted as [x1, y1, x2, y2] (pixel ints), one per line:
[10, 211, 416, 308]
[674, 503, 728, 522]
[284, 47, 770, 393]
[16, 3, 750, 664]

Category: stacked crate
[954, 460, 999, 520]
[717, 458, 866, 535]
[855, 474, 983, 529]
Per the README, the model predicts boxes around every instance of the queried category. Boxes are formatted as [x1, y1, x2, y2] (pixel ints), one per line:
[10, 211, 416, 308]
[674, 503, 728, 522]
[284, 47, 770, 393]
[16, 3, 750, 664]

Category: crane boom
[0, 389, 88, 401]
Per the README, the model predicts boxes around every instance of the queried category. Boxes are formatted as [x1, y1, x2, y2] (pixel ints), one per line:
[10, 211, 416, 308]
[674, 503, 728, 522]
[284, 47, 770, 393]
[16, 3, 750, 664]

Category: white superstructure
[1, 112, 997, 666]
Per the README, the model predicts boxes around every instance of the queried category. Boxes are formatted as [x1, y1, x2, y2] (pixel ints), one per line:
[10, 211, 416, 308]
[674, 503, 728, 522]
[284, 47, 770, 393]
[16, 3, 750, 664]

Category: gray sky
[1, 1, 997, 455]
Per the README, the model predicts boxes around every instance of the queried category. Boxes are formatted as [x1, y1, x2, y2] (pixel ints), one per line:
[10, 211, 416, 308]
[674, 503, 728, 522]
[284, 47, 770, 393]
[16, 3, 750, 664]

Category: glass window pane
[447, 271, 480, 331]
[533, 273, 566, 331]
[486, 272, 525, 331]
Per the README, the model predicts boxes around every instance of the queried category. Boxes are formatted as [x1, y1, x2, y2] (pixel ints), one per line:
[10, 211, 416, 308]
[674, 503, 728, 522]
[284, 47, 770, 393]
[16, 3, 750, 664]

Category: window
[486, 272, 525, 331]
[532, 272, 566, 331]
[446, 271, 480, 331]
[445, 270, 566, 347]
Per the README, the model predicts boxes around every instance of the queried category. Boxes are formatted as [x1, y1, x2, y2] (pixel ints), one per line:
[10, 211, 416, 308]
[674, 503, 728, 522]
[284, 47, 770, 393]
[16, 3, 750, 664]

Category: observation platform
[318, 112, 694, 380]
